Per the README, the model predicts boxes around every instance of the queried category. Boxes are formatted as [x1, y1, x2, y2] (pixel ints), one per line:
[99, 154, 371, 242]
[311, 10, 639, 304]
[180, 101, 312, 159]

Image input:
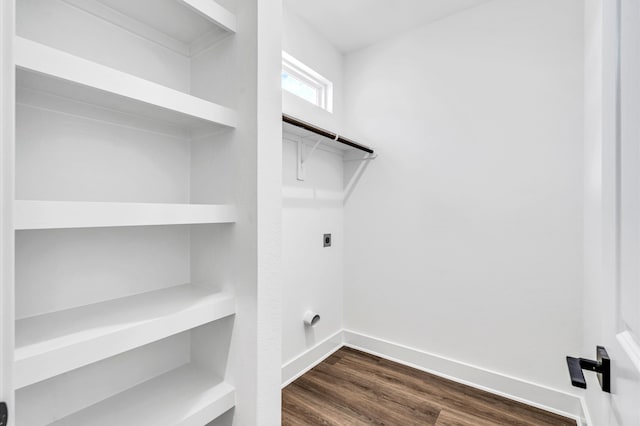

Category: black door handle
[0, 402, 7, 426]
[566, 346, 610, 393]
[566, 356, 587, 388]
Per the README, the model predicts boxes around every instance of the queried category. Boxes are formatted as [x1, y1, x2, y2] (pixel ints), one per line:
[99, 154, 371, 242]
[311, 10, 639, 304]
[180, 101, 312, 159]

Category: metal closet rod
[282, 113, 374, 154]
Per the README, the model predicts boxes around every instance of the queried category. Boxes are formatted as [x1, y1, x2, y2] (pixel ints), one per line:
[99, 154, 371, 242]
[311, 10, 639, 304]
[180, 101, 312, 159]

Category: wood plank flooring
[282, 347, 577, 426]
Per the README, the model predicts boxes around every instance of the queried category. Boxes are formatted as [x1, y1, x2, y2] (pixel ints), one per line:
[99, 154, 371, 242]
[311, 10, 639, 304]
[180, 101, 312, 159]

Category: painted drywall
[283, 0, 491, 53]
[281, 8, 345, 369]
[282, 7, 344, 132]
[343, 0, 584, 393]
[255, 0, 284, 421]
[281, 140, 344, 366]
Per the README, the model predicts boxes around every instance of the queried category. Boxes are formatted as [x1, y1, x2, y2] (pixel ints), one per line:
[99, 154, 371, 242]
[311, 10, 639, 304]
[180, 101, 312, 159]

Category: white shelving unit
[7, 0, 252, 423]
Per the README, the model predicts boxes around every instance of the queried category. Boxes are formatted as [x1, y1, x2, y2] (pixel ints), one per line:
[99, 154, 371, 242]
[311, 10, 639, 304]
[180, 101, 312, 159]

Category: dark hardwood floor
[282, 347, 577, 426]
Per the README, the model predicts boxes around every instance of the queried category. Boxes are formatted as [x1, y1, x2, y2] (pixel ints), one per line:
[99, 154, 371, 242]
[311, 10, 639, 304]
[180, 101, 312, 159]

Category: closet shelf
[15, 284, 235, 389]
[177, 0, 237, 32]
[63, 0, 236, 57]
[15, 37, 237, 132]
[14, 200, 237, 230]
[49, 364, 235, 426]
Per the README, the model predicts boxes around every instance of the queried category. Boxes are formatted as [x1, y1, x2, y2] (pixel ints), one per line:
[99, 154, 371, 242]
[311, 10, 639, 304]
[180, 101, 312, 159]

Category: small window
[282, 52, 333, 112]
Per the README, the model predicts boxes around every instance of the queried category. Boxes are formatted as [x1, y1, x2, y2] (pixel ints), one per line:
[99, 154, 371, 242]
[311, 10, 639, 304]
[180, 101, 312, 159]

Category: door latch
[566, 346, 610, 393]
[0, 401, 7, 426]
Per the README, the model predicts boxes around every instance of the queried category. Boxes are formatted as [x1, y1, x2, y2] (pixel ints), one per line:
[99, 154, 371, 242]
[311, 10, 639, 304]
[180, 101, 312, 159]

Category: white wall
[343, 0, 584, 393]
[281, 8, 345, 370]
[281, 142, 344, 366]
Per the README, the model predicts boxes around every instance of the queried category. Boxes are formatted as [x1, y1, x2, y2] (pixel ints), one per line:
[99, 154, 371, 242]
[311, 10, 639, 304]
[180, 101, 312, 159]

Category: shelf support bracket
[297, 139, 304, 181]
[297, 137, 323, 181]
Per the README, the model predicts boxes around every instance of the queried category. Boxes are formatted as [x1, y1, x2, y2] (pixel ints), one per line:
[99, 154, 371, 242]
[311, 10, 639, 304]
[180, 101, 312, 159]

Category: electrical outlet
[323, 234, 331, 247]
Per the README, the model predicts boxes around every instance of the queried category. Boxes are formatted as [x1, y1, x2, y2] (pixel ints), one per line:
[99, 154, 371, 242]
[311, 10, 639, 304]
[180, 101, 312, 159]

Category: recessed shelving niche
[13, 0, 242, 424]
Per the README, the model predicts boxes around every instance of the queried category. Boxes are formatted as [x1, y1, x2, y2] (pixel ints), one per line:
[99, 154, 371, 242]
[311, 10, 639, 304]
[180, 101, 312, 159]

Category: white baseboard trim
[342, 329, 588, 425]
[281, 330, 344, 388]
[580, 397, 593, 426]
[281, 329, 588, 425]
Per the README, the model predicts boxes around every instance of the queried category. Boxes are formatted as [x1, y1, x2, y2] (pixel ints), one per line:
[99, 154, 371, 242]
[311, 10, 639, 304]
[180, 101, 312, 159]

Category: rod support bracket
[297, 137, 324, 181]
[296, 140, 305, 181]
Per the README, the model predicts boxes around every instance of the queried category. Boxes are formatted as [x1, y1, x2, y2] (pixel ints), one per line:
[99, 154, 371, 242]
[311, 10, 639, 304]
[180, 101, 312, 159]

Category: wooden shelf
[49, 364, 234, 426]
[15, 37, 237, 132]
[15, 284, 235, 388]
[14, 200, 237, 230]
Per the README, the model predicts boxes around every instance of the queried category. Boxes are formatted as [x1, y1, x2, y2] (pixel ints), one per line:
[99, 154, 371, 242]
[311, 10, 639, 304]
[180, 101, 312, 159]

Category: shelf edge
[14, 201, 237, 230]
[178, 0, 237, 33]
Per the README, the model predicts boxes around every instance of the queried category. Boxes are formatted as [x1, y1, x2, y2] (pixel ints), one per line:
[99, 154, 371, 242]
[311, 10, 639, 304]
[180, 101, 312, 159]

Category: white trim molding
[282, 51, 334, 113]
[617, 330, 640, 375]
[282, 329, 589, 425]
[281, 330, 344, 388]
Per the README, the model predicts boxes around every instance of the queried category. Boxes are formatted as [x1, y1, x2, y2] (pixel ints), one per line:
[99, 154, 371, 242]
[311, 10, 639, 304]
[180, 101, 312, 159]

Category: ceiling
[283, 0, 492, 53]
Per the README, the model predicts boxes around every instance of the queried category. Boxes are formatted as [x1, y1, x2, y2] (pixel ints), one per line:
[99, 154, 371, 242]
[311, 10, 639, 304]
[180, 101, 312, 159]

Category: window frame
[282, 51, 333, 112]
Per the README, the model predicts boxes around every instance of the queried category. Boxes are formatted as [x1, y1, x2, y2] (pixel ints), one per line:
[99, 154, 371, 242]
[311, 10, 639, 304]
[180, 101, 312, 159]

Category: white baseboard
[342, 329, 588, 425]
[281, 330, 344, 388]
[580, 397, 593, 426]
[281, 329, 588, 425]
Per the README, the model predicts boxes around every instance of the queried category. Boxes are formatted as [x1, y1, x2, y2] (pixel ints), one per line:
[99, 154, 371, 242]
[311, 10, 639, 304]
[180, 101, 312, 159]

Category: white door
[585, 0, 640, 425]
[613, 1, 640, 424]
